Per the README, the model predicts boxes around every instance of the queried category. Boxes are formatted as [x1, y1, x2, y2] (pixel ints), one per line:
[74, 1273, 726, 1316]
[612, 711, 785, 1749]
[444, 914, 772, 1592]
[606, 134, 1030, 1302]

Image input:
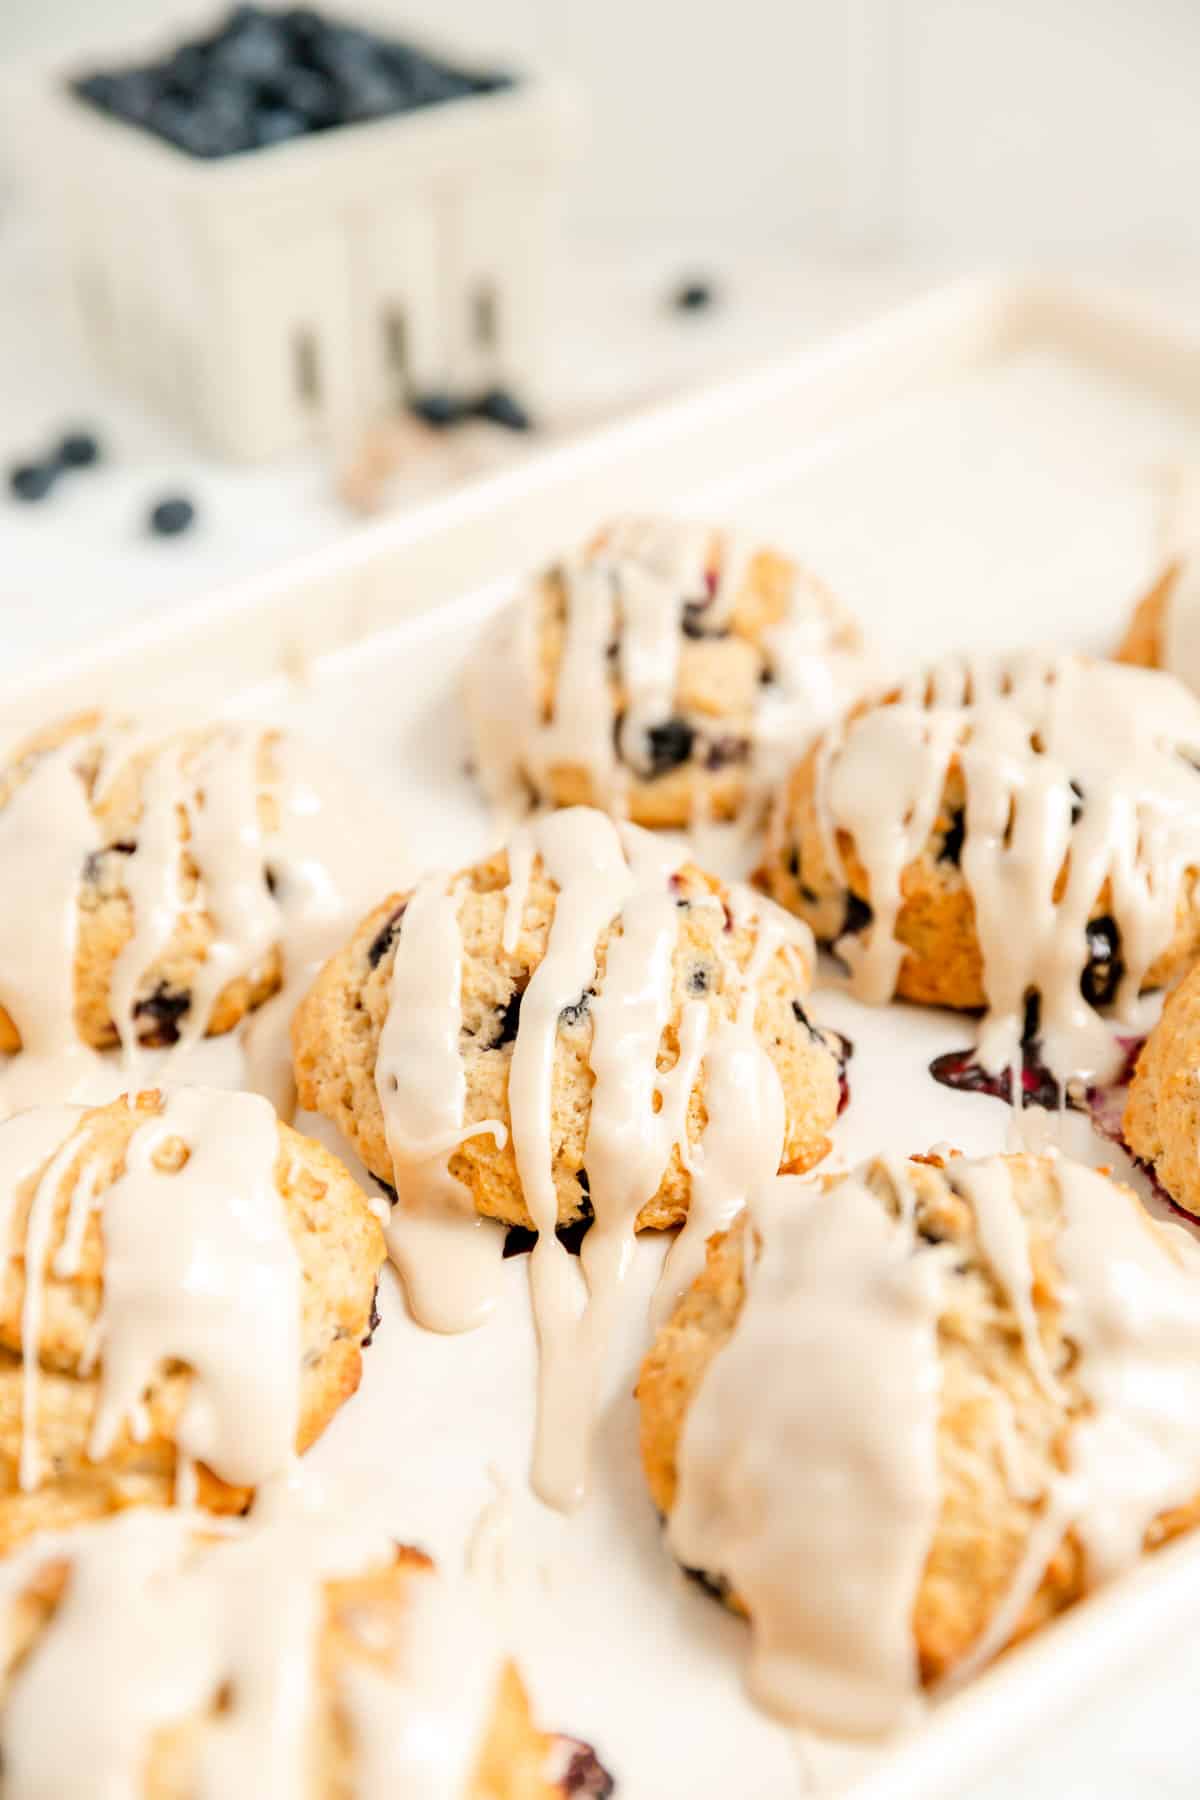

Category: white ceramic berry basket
[4, 3, 579, 461]
[4, 276, 1200, 1800]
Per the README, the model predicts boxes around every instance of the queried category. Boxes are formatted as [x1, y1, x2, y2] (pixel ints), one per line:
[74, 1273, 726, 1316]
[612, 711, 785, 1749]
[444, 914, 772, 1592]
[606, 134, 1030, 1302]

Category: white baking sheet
[10, 280, 1200, 1799]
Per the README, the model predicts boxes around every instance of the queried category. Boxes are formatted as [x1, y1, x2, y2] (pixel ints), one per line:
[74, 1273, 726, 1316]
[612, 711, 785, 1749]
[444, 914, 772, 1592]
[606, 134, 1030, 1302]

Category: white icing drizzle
[813, 652, 1200, 1080]
[0, 720, 370, 1123]
[670, 1149, 1200, 1733]
[507, 812, 637, 1508]
[373, 807, 814, 1510]
[653, 890, 796, 1325]
[374, 876, 508, 1334]
[0, 1489, 504, 1800]
[669, 1171, 944, 1736]
[0, 1089, 301, 1497]
[465, 517, 863, 841]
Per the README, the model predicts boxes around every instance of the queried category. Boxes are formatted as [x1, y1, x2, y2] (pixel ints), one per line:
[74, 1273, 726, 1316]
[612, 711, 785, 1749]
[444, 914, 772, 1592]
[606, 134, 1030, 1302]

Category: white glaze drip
[669, 1171, 944, 1736]
[0, 1489, 503, 1800]
[372, 807, 815, 1511]
[813, 653, 1200, 1080]
[506, 811, 636, 1508]
[375, 876, 507, 1333]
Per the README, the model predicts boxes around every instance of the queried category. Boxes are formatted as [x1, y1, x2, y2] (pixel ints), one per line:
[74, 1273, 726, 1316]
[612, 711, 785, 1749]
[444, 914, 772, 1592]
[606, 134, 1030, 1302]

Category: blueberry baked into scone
[0, 709, 368, 1112]
[760, 652, 1200, 1080]
[0, 1087, 383, 1552]
[293, 806, 840, 1505]
[637, 1149, 1200, 1735]
[466, 517, 864, 831]
[0, 1502, 612, 1798]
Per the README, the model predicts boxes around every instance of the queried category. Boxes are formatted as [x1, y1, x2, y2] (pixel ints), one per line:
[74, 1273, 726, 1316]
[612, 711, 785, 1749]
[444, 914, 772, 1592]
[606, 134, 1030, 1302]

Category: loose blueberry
[409, 391, 469, 429]
[254, 105, 307, 145]
[643, 717, 696, 777]
[672, 278, 716, 313]
[474, 387, 533, 432]
[56, 430, 101, 469]
[9, 463, 56, 503]
[148, 495, 196, 537]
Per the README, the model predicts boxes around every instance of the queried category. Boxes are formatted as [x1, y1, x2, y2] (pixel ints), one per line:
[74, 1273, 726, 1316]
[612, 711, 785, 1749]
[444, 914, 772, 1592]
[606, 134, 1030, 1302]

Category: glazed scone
[0, 1505, 611, 1798]
[294, 811, 840, 1235]
[295, 806, 841, 1507]
[0, 1087, 384, 1552]
[638, 1149, 1200, 1735]
[761, 652, 1200, 1079]
[1123, 960, 1200, 1216]
[0, 712, 289, 1057]
[466, 516, 863, 831]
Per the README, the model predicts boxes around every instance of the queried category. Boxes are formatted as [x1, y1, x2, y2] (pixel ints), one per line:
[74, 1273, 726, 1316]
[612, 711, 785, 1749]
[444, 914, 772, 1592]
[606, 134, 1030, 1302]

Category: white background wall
[5, 0, 1200, 262]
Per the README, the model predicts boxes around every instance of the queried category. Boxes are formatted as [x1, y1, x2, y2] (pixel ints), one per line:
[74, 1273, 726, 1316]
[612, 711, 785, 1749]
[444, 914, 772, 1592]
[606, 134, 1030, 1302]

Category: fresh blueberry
[148, 495, 196, 537]
[474, 387, 533, 432]
[56, 430, 101, 469]
[253, 105, 307, 146]
[410, 391, 469, 428]
[672, 278, 716, 313]
[9, 463, 56, 503]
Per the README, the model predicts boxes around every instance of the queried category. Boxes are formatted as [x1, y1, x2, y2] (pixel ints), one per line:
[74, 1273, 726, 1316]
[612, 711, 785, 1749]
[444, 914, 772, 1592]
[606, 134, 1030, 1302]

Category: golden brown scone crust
[760, 702, 1200, 1011]
[0, 1091, 384, 1552]
[637, 1152, 1200, 1686]
[0, 712, 284, 1056]
[293, 848, 840, 1232]
[0, 1541, 569, 1799]
[1115, 561, 1180, 670]
[1123, 962, 1200, 1216]
[526, 526, 859, 829]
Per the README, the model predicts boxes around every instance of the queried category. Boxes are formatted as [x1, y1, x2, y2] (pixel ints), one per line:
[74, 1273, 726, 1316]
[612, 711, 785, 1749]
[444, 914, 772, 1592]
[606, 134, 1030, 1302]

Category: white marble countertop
[4, 214, 1200, 1796]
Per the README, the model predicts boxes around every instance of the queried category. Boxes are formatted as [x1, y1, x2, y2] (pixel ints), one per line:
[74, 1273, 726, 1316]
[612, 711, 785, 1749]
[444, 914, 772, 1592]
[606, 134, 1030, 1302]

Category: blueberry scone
[0, 709, 370, 1103]
[294, 807, 840, 1506]
[295, 809, 839, 1234]
[0, 1504, 613, 1798]
[0, 1086, 384, 1552]
[637, 1149, 1200, 1735]
[466, 517, 863, 831]
[760, 653, 1200, 1080]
